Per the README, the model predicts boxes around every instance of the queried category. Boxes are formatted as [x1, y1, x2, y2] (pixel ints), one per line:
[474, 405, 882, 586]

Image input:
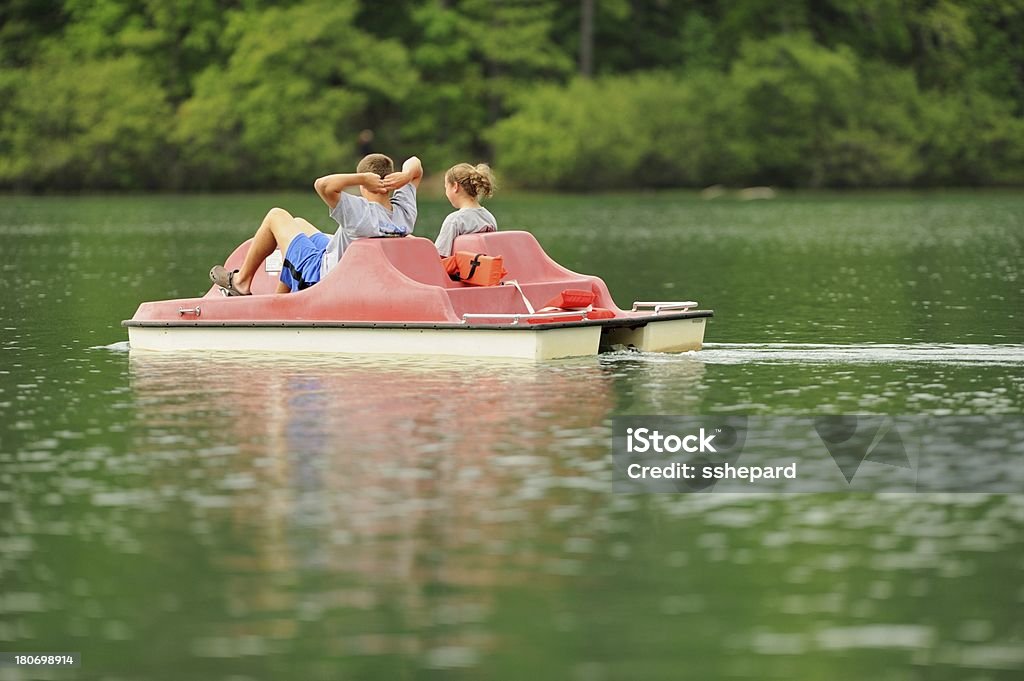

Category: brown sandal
[209, 265, 249, 296]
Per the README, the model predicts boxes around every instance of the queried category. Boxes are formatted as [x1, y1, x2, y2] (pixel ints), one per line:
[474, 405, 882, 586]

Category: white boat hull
[126, 315, 707, 360]
[128, 324, 603, 360]
[603, 317, 707, 353]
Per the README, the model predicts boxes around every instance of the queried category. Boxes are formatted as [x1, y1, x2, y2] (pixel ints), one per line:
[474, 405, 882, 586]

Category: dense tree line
[1, 0, 1022, 190]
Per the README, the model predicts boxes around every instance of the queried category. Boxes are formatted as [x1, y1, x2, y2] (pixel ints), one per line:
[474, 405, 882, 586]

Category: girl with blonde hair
[435, 163, 498, 257]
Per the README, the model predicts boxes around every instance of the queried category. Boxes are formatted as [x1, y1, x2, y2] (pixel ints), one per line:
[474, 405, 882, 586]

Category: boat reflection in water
[126, 352, 643, 670]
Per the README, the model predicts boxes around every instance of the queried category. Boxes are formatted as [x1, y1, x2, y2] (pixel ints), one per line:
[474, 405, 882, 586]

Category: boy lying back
[211, 154, 422, 295]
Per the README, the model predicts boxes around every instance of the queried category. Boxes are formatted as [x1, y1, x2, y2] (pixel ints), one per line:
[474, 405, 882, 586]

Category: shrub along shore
[1, 1, 1022, 191]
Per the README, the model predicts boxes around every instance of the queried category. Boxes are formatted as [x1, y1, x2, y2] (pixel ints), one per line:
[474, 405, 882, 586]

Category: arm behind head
[315, 172, 384, 209]
[383, 156, 424, 192]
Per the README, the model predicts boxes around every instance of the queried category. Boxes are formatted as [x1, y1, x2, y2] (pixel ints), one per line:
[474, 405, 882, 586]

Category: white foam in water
[91, 341, 131, 352]
[698, 343, 1024, 365]
[92, 340, 1024, 364]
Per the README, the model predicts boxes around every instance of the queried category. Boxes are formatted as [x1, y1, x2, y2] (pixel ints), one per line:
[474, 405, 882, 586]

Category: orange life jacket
[442, 252, 508, 286]
[542, 289, 595, 309]
[527, 288, 615, 323]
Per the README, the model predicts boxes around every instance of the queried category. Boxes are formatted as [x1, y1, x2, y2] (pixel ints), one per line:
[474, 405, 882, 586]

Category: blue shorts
[281, 232, 330, 292]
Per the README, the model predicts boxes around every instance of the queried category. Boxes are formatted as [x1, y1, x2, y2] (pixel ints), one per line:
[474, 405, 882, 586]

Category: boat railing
[631, 301, 698, 314]
[461, 310, 590, 326]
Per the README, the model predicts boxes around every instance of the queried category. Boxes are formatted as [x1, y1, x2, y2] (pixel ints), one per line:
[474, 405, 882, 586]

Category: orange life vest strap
[444, 251, 508, 286]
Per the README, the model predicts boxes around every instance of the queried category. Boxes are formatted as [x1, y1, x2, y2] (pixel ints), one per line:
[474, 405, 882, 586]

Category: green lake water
[1, 191, 1023, 680]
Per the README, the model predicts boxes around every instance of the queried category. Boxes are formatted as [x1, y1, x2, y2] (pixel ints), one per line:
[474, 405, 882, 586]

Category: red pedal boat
[124, 231, 712, 360]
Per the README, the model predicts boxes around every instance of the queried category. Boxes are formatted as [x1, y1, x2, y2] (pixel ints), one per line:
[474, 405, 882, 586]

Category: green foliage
[489, 78, 647, 190]
[0, 0, 1022, 190]
[0, 0, 66, 67]
[491, 70, 756, 190]
[730, 35, 863, 185]
[59, 0, 238, 102]
[172, 0, 415, 189]
[360, 0, 572, 174]
[0, 53, 172, 190]
[400, 1, 489, 172]
[961, 0, 1024, 115]
[635, 70, 757, 186]
[492, 32, 1024, 189]
[817, 63, 924, 187]
[918, 88, 1024, 185]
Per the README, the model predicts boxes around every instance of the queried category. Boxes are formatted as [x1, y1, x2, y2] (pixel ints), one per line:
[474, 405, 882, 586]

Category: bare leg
[292, 217, 320, 233]
[233, 208, 319, 294]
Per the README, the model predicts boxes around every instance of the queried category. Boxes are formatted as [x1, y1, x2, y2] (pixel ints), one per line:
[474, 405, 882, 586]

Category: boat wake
[696, 343, 1024, 365]
[91, 341, 131, 353]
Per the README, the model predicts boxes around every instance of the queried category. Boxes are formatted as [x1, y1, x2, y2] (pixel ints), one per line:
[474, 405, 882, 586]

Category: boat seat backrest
[336, 233, 619, 313]
[451, 231, 576, 283]
[353, 236, 451, 288]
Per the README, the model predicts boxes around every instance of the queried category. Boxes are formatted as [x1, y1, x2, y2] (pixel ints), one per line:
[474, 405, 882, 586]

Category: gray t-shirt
[434, 206, 497, 256]
[322, 184, 418, 273]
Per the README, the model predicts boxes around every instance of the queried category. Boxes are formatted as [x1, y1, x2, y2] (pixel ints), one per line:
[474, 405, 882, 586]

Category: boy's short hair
[357, 153, 395, 178]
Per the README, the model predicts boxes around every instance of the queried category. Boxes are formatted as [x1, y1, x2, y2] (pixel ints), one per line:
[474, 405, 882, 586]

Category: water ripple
[699, 343, 1024, 365]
